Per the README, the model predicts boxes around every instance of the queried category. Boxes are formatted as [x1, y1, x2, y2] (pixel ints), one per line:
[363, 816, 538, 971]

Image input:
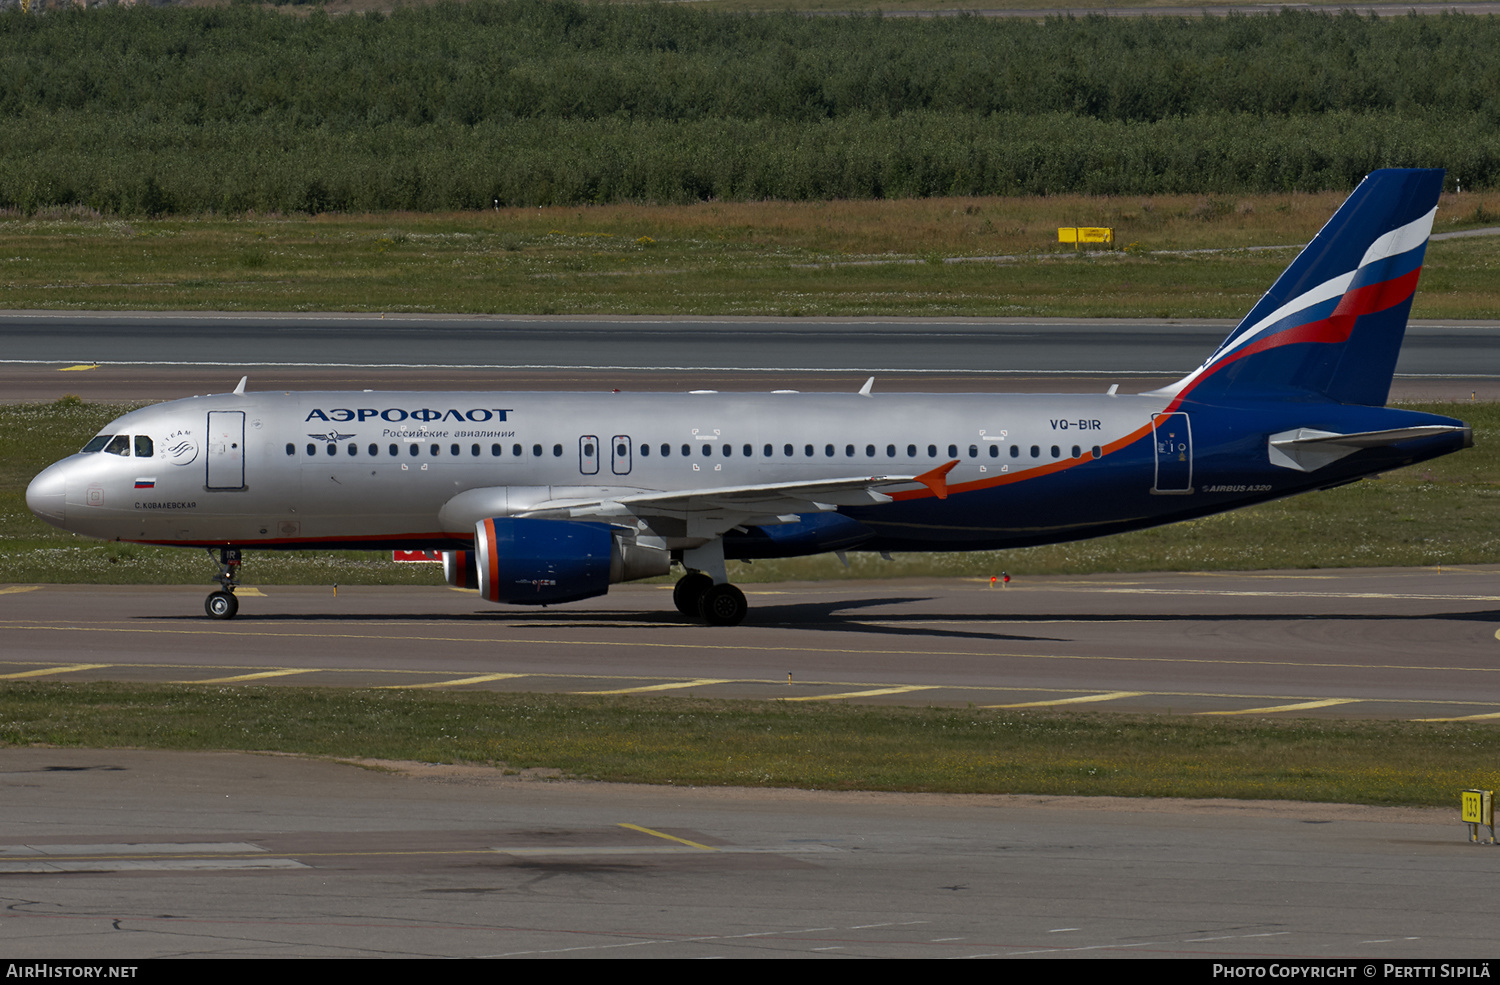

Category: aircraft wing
[519, 461, 959, 538]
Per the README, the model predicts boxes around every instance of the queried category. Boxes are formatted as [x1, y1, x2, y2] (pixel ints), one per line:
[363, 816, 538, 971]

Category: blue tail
[1157, 169, 1443, 407]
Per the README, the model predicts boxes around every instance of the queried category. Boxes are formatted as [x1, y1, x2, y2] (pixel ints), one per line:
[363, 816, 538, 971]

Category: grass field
[231, 0, 1476, 20]
[5, 191, 1500, 318]
[2, 683, 1495, 805]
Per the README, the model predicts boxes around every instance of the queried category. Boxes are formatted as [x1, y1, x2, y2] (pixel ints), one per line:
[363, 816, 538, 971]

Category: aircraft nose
[26, 465, 66, 527]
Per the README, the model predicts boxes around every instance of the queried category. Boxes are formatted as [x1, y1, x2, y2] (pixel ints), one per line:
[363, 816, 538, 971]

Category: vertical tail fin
[1153, 169, 1443, 407]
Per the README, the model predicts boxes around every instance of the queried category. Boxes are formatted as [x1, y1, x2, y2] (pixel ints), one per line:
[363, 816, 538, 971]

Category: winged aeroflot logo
[309, 431, 357, 444]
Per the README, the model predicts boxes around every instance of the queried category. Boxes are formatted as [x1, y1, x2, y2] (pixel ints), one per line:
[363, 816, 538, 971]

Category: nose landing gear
[205, 547, 242, 620]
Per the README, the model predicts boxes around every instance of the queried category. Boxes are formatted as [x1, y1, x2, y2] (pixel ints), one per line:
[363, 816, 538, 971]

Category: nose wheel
[205, 547, 243, 620]
[205, 590, 239, 620]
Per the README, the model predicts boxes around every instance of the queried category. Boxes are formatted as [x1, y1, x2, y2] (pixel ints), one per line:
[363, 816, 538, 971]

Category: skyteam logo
[306, 407, 513, 423]
[163, 429, 198, 467]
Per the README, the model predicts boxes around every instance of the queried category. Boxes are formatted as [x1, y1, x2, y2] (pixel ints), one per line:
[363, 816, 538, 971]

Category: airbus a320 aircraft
[27, 169, 1472, 626]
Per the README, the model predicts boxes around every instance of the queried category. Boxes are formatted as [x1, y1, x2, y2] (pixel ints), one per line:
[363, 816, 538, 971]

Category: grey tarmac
[1, 312, 1497, 402]
[0, 747, 1489, 960]
[5, 567, 1500, 719]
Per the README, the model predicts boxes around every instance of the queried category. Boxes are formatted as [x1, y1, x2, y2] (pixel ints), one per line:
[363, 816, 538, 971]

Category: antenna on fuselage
[858, 376, 875, 397]
[233, 376, 248, 396]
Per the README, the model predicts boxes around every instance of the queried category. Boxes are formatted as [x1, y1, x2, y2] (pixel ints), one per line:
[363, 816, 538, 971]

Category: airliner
[26, 169, 1472, 625]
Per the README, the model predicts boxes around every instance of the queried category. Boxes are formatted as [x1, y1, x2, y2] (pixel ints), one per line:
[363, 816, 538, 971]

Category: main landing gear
[672, 570, 748, 627]
[205, 547, 242, 620]
[674, 539, 747, 626]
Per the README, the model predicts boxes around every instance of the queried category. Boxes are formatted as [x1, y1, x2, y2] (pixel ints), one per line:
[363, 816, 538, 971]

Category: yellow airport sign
[1463, 788, 1494, 843]
[1058, 227, 1114, 246]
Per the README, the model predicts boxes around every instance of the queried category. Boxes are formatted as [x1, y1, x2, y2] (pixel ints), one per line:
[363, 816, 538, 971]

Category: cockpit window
[134, 435, 154, 458]
[103, 435, 131, 456]
[81, 434, 113, 453]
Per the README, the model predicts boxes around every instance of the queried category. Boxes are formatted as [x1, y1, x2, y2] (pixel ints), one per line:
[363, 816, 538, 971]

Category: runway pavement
[5, 568, 1500, 720]
[1, 311, 1498, 402]
[0, 747, 1491, 960]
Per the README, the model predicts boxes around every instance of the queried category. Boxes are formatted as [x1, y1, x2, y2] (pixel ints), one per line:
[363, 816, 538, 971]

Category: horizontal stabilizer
[1268, 425, 1469, 472]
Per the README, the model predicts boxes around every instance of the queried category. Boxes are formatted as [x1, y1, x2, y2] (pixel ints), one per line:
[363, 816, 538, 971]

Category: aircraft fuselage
[28, 387, 1469, 556]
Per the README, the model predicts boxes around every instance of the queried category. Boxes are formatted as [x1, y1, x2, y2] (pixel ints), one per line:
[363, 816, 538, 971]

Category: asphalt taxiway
[0, 747, 1491, 960]
[5, 567, 1500, 720]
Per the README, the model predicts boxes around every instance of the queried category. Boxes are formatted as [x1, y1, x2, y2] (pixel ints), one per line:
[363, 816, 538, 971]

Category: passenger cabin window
[285, 443, 295, 456]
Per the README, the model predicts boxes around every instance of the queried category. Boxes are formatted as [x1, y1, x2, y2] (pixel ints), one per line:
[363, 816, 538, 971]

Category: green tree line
[3, 2, 1499, 211]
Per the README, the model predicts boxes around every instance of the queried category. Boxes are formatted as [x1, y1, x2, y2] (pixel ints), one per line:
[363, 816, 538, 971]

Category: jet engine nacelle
[473, 517, 669, 605]
[442, 550, 478, 589]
